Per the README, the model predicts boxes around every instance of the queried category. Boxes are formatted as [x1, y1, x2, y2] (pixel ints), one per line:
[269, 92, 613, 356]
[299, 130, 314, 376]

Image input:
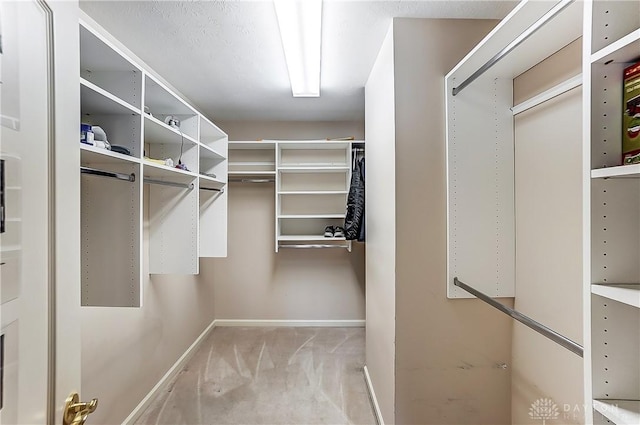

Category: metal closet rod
[452, 0, 574, 96]
[280, 244, 348, 249]
[229, 178, 275, 183]
[453, 277, 583, 357]
[80, 166, 135, 182]
[200, 187, 224, 193]
[144, 178, 194, 190]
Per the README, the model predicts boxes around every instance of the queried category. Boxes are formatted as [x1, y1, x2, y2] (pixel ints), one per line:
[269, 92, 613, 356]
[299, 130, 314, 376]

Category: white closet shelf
[81, 144, 140, 165]
[199, 175, 226, 189]
[143, 161, 197, 183]
[278, 235, 347, 242]
[200, 144, 226, 160]
[144, 115, 198, 146]
[278, 214, 346, 219]
[80, 21, 140, 73]
[591, 28, 640, 64]
[591, 164, 640, 179]
[228, 171, 276, 176]
[279, 190, 348, 195]
[144, 73, 197, 116]
[200, 116, 227, 145]
[229, 161, 275, 166]
[592, 284, 640, 309]
[278, 166, 350, 173]
[276, 141, 352, 150]
[80, 79, 140, 115]
[229, 141, 276, 150]
[593, 400, 640, 425]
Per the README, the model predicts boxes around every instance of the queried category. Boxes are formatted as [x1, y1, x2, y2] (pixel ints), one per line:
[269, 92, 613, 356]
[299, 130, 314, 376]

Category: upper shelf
[81, 79, 139, 115]
[446, 0, 582, 88]
[592, 28, 640, 64]
[592, 284, 640, 309]
[80, 22, 140, 74]
[144, 115, 198, 146]
[229, 141, 276, 150]
[200, 116, 227, 147]
[591, 164, 640, 179]
[275, 141, 352, 150]
[144, 74, 197, 117]
[278, 166, 350, 173]
[200, 144, 226, 161]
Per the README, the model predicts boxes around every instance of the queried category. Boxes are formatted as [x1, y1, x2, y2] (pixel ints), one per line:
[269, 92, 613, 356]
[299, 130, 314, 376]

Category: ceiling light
[273, 0, 322, 97]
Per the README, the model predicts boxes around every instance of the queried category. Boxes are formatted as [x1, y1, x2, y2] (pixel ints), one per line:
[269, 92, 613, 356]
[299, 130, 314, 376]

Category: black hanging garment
[357, 158, 365, 242]
[345, 157, 365, 240]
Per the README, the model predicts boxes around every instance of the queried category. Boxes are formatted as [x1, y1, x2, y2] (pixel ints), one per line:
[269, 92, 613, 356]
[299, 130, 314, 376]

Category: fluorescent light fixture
[274, 0, 322, 97]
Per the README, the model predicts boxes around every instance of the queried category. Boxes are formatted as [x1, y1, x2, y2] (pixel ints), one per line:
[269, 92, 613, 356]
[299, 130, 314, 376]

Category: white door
[1, 1, 85, 424]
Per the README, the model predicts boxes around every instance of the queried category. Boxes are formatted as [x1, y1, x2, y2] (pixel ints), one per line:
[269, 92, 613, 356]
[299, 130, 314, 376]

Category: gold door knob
[63, 392, 98, 425]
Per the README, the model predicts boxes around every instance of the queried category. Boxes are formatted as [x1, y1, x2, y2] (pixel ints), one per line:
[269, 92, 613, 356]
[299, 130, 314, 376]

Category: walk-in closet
[1, 1, 639, 424]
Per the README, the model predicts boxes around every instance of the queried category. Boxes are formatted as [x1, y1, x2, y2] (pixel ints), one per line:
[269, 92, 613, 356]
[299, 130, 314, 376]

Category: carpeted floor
[136, 327, 376, 425]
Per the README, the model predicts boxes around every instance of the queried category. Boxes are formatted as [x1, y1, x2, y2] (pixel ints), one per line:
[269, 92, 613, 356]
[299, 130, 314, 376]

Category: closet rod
[229, 178, 275, 183]
[143, 178, 194, 190]
[80, 166, 135, 182]
[451, 0, 574, 96]
[279, 244, 348, 249]
[453, 277, 583, 357]
[200, 187, 224, 193]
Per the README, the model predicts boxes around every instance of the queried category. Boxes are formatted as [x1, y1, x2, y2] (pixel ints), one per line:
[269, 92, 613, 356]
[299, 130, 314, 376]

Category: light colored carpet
[136, 327, 376, 425]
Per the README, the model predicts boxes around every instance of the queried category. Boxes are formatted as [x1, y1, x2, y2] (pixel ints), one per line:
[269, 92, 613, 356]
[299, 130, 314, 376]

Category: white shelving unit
[79, 17, 228, 305]
[585, 1, 640, 423]
[445, 0, 582, 299]
[228, 141, 276, 180]
[275, 141, 353, 252]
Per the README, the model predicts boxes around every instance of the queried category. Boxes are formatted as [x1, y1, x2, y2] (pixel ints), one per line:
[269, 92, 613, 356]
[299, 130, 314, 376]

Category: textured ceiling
[79, 1, 516, 122]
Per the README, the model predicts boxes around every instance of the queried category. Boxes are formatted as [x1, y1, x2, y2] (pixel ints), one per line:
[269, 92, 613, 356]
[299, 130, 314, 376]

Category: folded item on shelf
[91, 126, 107, 141]
[201, 172, 217, 178]
[110, 145, 131, 156]
[144, 156, 174, 167]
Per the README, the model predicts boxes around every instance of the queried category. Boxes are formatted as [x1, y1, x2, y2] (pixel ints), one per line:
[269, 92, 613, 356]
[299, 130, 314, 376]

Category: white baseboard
[214, 319, 365, 327]
[121, 319, 217, 425]
[363, 365, 385, 425]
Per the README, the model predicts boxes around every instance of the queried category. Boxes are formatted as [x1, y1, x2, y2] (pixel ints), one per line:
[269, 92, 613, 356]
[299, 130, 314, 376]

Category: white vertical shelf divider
[585, 1, 640, 424]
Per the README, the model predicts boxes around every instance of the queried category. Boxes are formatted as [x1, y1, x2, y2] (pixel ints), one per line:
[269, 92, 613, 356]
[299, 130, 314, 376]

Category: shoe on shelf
[334, 226, 345, 238]
[324, 226, 335, 237]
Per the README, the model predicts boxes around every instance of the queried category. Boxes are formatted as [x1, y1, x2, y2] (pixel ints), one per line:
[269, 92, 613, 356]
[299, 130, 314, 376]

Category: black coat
[345, 157, 365, 240]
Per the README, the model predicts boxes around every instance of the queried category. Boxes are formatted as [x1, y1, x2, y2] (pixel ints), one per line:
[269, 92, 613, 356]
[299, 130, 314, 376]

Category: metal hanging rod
[229, 178, 275, 183]
[451, 0, 575, 96]
[279, 244, 349, 249]
[453, 277, 583, 357]
[200, 187, 224, 193]
[143, 178, 194, 190]
[81, 166, 135, 182]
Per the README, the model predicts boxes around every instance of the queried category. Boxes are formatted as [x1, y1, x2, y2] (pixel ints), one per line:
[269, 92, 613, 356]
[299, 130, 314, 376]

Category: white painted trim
[121, 319, 217, 425]
[214, 319, 365, 327]
[363, 365, 384, 425]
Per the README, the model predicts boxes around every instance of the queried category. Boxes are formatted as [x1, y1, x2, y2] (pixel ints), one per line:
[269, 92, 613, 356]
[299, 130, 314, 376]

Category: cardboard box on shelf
[622, 61, 640, 165]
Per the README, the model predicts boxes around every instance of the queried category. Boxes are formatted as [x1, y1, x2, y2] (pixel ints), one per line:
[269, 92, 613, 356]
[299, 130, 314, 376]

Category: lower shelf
[278, 235, 347, 242]
[593, 400, 640, 425]
[591, 284, 640, 309]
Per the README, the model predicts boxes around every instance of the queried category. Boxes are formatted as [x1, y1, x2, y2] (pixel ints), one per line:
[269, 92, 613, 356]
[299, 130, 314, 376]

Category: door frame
[46, 1, 82, 423]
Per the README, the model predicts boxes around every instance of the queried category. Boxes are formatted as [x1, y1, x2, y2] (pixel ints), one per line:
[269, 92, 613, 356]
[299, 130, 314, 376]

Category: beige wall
[81, 191, 216, 424]
[512, 40, 584, 425]
[364, 24, 397, 425]
[217, 120, 364, 141]
[392, 18, 513, 425]
[203, 121, 366, 321]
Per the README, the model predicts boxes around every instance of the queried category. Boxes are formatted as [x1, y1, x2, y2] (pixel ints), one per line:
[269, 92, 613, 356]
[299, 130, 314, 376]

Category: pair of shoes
[324, 226, 345, 238]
